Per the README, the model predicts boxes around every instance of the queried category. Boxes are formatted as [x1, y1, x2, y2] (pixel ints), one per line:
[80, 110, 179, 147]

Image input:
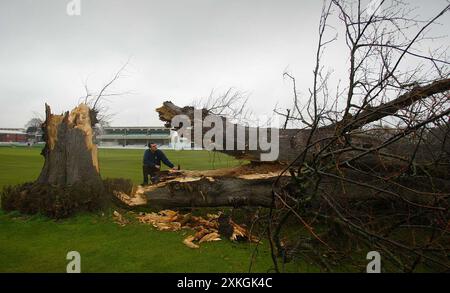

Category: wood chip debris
[136, 210, 259, 249]
[113, 210, 129, 226]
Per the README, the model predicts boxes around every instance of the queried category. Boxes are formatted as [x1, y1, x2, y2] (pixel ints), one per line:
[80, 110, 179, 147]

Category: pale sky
[0, 0, 448, 128]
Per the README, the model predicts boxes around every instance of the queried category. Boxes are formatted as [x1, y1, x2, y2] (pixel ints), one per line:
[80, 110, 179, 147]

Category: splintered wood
[44, 103, 100, 172]
[111, 164, 287, 209]
[113, 210, 129, 226]
[137, 210, 259, 249]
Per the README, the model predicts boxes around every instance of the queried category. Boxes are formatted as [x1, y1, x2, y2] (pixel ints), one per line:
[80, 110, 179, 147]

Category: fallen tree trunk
[156, 78, 450, 164]
[112, 164, 288, 209]
[111, 163, 449, 210]
[115, 79, 449, 210]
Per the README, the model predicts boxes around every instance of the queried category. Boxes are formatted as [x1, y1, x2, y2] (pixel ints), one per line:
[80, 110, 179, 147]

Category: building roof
[103, 126, 169, 129]
[0, 129, 26, 135]
[97, 134, 171, 139]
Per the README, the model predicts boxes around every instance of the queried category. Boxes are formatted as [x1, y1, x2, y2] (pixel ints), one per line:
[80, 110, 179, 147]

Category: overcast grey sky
[0, 0, 448, 127]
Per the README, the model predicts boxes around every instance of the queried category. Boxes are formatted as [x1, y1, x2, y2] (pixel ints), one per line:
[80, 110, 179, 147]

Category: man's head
[148, 142, 158, 152]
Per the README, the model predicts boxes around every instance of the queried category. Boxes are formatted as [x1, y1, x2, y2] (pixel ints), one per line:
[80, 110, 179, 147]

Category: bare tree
[268, 0, 450, 272]
[24, 117, 43, 132]
[192, 88, 252, 124]
[80, 59, 132, 127]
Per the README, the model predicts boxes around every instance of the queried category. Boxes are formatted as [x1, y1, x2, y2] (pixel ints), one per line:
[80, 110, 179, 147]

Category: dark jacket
[143, 149, 174, 168]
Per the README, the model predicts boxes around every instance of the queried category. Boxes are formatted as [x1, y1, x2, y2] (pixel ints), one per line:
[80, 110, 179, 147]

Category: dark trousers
[143, 165, 160, 184]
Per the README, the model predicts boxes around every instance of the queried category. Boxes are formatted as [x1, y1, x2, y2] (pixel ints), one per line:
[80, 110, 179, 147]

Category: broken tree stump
[1, 103, 108, 218]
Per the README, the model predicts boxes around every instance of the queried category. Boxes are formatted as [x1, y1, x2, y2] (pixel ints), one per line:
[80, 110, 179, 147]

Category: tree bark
[112, 164, 288, 209]
[37, 103, 103, 188]
[112, 164, 448, 210]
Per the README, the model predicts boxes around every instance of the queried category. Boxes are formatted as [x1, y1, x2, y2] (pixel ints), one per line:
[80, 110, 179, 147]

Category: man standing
[142, 142, 175, 185]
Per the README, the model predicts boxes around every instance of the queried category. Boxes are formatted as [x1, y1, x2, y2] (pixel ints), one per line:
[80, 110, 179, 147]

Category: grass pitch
[0, 146, 318, 272]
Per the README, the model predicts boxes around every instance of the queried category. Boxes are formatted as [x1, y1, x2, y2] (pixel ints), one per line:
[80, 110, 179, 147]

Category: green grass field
[0, 146, 317, 272]
[0, 145, 243, 188]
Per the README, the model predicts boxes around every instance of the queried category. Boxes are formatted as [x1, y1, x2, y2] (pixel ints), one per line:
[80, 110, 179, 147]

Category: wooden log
[111, 163, 449, 210]
[112, 164, 290, 209]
